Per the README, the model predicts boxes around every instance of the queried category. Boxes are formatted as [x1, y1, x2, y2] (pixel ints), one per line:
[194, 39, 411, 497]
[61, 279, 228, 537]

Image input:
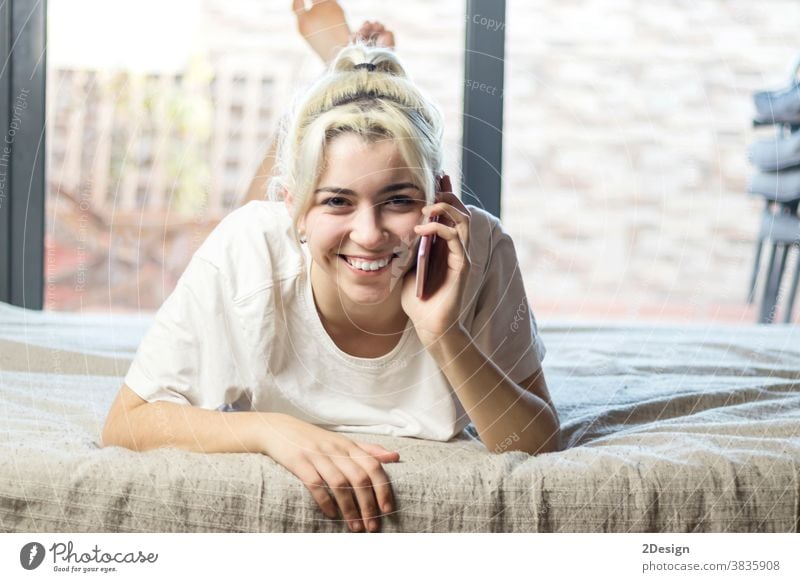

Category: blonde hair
[267, 44, 445, 243]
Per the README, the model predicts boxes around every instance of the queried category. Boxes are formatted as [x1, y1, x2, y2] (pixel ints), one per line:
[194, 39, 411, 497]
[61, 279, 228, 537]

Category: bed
[1, 301, 798, 532]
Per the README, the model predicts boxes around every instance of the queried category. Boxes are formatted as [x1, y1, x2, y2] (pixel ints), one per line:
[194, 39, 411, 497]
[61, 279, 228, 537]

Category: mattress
[1, 302, 798, 532]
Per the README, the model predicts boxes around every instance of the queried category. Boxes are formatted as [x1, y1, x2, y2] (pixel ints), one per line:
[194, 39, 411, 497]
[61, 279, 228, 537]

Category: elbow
[528, 426, 562, 456]
[494, 433, 560, 456]
[536, 408, 562, 455]
[100, 408, 140, 451]
[100, 413, 121, 449]
[488, 411, 562, 456]
[529, 404, 562, 455]
[528, 410, 562, 456]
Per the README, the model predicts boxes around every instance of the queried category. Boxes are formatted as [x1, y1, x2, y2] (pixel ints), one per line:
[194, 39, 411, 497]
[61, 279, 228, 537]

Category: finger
[435, 191, 471, 215]
[423, 202, 470, 228]
[422, 203, 470, 249]
[352, 444, 397, 516]
[354, 441, 401, 463]
[415, 221, 466, 243]
[314, 456, 363, 532]
[414, 223, 469, 263]
[337, 457, 382, 532]
[294, 462, 339, 520]
[292, 0, 304, 16]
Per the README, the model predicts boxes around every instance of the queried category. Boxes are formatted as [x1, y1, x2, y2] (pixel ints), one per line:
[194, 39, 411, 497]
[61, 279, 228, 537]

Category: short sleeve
[468, 224, 546, 385]
[124, 256, 249, 410]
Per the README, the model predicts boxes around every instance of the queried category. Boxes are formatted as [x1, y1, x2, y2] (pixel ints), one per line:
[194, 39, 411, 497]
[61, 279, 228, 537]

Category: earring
[298, 230, 307, 244]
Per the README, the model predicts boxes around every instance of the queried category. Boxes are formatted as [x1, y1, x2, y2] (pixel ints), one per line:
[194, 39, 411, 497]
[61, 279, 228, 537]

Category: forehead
[320, 133, 412, 182]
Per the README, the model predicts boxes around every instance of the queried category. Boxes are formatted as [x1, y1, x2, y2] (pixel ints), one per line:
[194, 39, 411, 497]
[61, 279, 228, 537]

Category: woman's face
[297, 132, 426, 306]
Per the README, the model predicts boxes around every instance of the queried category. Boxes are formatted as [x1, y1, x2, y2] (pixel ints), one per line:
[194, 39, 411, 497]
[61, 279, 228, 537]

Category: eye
[385, 195, 418, 208]
[322, 197, 349, 208]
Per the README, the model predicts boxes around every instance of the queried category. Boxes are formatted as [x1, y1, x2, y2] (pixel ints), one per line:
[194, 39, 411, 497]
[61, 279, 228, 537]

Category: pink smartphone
[415, 215, 439, 298]
[415, 174, 451, 298]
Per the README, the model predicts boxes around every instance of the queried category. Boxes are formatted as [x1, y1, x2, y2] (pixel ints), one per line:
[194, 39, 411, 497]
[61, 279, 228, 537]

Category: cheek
[392, 213, 423, 238]
[305, 218, 343, 250]
[390, 216, 424, 265]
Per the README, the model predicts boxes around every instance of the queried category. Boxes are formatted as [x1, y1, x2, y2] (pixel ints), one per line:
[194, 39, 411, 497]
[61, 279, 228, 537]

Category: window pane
[45, 0, 464, 311]
[503, 0, 799, 323]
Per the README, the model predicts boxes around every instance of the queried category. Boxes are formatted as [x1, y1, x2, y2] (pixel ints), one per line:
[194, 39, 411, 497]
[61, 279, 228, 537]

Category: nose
[349, 205, 388, 249]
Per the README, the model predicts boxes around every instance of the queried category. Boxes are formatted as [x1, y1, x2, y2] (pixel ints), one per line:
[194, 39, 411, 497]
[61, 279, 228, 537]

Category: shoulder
[464, 204, 511, 269]
[192, 201, 304, 301]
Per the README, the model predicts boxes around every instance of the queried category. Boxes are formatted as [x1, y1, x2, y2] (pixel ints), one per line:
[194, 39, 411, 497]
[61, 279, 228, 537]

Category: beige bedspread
[1, 302, 798, 532]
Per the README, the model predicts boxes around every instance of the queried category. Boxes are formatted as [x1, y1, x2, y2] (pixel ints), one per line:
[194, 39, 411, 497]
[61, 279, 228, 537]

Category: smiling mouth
[338, 254, 399, 273]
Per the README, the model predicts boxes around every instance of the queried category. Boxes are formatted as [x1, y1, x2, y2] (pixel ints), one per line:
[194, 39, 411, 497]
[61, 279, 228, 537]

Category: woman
[102, 45, 560, 534]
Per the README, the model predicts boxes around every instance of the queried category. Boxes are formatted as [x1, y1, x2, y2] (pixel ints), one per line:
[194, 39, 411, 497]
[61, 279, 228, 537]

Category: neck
[309, 261, 408, 336]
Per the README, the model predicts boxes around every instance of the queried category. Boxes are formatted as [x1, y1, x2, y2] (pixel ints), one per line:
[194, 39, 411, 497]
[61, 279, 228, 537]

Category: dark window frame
[462, 0, 506, 219]
[0, 0, 46, 309]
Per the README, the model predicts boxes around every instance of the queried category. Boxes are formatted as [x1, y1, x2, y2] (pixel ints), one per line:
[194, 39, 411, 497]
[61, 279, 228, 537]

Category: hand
[401, 190, 472, 348]
[262, 413, 400, 532]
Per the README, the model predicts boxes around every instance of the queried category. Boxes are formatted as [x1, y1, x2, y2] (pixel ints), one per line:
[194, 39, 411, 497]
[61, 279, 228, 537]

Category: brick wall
[211, 0, 800, 323]
[500, 0, 800, 323]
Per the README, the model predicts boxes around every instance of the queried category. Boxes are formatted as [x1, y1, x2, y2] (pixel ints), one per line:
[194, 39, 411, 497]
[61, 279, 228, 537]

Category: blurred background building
[44, 0, 800, 324]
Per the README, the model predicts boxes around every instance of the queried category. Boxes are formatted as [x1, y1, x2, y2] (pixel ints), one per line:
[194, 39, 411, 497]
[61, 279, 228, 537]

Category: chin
[335, 266, 405, 306]
[344, 289, 394, 307]
[341, 275, 398, 301]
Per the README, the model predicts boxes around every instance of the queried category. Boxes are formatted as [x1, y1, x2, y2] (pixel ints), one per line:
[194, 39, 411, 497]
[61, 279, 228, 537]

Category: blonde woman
[102, 45, 560, 534]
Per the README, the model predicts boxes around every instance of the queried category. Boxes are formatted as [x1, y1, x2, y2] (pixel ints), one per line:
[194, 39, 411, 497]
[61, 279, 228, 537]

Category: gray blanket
[1, 302, 798, 532]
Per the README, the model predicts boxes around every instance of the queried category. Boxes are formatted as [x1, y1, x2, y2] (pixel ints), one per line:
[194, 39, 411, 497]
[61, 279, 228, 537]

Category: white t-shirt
[125, 201, 546, 442]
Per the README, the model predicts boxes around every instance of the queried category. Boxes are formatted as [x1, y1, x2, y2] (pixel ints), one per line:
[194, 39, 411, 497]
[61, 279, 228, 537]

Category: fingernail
[383, 503, 393, 513]
[352, 521, 363, 532]
[368, 519, 379, 532]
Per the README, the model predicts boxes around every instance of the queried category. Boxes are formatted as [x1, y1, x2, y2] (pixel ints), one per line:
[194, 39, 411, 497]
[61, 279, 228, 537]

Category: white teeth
[344, 256, 391, 271]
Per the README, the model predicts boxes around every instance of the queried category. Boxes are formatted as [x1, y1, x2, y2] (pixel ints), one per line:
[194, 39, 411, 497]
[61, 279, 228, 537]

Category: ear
[283, 190, 307, 232]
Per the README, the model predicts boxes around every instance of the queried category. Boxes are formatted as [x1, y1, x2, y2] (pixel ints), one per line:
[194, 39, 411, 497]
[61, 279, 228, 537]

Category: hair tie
[354, 62, 377, 72]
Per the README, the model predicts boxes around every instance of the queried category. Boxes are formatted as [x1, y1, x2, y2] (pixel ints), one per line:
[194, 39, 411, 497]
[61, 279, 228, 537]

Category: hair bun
[331, 43, 408, 78]
[353, 62, 377, 72]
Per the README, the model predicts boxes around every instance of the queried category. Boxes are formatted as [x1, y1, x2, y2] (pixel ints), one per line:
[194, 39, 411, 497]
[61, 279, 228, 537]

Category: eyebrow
[314, 182, 423, 197]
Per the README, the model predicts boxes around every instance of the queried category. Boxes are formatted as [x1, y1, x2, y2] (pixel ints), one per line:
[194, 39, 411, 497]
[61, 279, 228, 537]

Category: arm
[427, 330, 561, 456]
[101, 384, 400, 533]
[101, 384, 283, 454]
[402, 200, 558, 455]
